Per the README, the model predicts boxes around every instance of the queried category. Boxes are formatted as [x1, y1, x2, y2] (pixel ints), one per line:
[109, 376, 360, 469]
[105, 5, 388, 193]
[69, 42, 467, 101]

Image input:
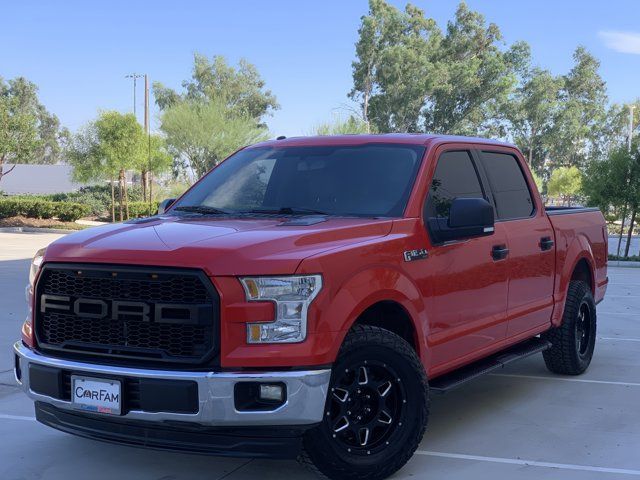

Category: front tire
[299, 325, 429, 480]
[542, 280, 597, 375]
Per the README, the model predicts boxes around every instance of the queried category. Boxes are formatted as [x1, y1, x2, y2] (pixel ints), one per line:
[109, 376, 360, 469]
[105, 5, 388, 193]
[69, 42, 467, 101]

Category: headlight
[29, 247, 46, 287]
[24, 247, 45, 348]
[241, 275, 322, 344]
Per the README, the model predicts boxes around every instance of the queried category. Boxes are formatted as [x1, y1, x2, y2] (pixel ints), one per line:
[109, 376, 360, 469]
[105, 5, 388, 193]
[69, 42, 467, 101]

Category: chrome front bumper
[13, 342, 331, 427]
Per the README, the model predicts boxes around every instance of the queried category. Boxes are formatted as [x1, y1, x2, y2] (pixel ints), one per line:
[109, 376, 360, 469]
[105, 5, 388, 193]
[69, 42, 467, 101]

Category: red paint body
[36, 135, 608, 378]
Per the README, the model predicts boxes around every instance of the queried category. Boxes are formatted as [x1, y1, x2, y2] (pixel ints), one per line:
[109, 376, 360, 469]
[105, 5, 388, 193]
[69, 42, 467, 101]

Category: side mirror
[158, 198, 176, 215]
[427, 197, 494, 243]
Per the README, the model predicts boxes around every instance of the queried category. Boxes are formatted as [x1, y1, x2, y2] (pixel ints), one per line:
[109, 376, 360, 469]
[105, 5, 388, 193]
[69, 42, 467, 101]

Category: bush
[55, 202, 90, 222]
[609, 254, 640, 262]
[52, 184, 147, 218]
[0, 199, 20, 218]
[0, 198, 89, 222]
[127, 202, 159, 218]
[25, 200, 57, 219]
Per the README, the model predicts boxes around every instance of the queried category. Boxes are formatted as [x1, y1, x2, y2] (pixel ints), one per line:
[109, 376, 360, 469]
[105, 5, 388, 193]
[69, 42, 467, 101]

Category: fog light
[234, 382, 287, 411]
[260, 384, 284, 402]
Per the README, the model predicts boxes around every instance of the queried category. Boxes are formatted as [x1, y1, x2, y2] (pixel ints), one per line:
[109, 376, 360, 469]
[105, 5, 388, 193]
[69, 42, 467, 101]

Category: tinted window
[480, 152, 534, 220]
[175, 144, 425, 217]
[425, 151, 484, 218]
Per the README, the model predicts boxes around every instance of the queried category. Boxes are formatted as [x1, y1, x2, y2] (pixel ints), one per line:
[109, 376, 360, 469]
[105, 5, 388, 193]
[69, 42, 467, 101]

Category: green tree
[314, 116, 372, 135]
[159, 99, 268, 178]
[154, 54, 279, 122]
[154, 54, 277, 179]
[547, 47, 609, 169]
[601, 100, 640, 153]
[530, 169, 544, 195]
[507, 68, 562, 173]
[0, 90, 38, 182]
[350, 0, 441, 132]
[134, 134, 173, 203]
[547, 166, 583, 206]
[350, 1, 529, 135]
[584, 143, 640, 257]
[0, 77, 67, 184]
[68, 111, 144, 221]
[426, 3, 529, 135]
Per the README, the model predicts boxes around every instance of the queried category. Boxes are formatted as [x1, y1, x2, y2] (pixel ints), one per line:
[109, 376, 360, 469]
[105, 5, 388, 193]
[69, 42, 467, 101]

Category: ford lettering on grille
[34, 265, 218, 366]
[40, 294, 202, 325]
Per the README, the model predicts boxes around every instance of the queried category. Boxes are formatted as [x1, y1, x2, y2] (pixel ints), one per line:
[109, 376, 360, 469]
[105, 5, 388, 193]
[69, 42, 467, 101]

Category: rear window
[480, 151, 534, 220]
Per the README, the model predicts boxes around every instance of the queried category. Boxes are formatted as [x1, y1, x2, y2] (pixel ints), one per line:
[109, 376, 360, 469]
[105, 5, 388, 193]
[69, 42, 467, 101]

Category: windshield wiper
[173, 205, 234, 215]
[247, 207, 331, 216]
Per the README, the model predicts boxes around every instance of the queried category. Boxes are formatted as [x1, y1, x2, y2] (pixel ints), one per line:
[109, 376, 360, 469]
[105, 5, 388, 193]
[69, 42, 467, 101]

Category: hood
[44, 215, 393, 275]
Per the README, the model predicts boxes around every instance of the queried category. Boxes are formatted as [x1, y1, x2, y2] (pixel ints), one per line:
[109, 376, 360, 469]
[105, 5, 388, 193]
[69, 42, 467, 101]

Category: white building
[0, 164, 90, 195]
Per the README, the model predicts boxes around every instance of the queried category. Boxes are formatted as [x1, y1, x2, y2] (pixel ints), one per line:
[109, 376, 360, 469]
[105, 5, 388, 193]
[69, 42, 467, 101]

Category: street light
[125, 73, 144, 119]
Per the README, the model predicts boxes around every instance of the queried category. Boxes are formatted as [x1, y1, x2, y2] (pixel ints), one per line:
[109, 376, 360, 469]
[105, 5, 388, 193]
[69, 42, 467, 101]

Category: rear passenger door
[423, 149, 510, 369]
[477, 150, 555, 337]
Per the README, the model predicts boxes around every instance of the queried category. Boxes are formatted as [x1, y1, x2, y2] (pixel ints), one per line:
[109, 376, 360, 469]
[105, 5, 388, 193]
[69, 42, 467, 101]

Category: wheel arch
[352, 300, 420, 354]
[571, 257, 594, 293]
[552, 234, 597, 327]
[323, 267, 428, 366]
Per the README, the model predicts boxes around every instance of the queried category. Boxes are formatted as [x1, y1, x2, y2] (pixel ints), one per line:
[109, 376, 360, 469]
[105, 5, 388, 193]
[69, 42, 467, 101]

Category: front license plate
[71, 376, 121, 415]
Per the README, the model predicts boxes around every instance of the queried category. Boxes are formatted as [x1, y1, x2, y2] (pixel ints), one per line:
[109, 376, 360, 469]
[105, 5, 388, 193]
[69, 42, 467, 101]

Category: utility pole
[629, 105, 635, 152]
[125, 73, 144, 119]
[144, 74, 153, 212]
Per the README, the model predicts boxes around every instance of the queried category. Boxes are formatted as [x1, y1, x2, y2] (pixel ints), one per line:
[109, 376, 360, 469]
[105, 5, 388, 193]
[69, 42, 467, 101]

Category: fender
[314, 266, 429, 366]
[551, 232, 596, 327]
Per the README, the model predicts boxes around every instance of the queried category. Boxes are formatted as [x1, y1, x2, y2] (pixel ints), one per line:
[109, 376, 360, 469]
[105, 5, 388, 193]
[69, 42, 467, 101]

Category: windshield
[173, 144, 425, 218]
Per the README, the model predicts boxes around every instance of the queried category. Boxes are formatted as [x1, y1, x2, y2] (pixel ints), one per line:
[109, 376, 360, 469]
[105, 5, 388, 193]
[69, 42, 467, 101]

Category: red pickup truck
[15, 134, 607, 480]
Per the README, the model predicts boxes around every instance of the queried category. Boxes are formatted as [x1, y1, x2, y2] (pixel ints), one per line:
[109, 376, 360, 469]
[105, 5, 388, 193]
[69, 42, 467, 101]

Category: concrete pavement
[1, 231, 639, 480]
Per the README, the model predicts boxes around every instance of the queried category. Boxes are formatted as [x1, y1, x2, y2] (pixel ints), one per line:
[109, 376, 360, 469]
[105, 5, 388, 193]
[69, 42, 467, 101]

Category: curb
[0, 227, 73, 235]
[609, 260, 640, 268]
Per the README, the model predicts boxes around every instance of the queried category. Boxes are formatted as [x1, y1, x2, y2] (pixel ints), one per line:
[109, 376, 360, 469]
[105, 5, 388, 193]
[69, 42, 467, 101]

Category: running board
[430, 337, 552, 394]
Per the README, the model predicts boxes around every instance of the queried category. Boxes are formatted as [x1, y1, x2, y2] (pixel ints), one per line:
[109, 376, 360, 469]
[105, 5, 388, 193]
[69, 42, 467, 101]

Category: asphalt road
[1, 231, 639, 480]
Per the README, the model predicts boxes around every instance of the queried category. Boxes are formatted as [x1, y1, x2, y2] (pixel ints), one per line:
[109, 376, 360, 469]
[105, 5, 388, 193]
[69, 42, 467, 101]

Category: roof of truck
[250, 133, 516, 149]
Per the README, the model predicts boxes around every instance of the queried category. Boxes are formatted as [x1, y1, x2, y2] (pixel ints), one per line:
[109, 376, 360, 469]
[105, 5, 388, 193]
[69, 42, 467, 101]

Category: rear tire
[299, 325, 429, 480]
[542, 280, 597, 375]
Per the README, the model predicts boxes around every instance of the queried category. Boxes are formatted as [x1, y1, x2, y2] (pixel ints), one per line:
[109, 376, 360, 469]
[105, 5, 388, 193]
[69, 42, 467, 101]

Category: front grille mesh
[43, 269, 210, 304]
[35, 265, 217, 365]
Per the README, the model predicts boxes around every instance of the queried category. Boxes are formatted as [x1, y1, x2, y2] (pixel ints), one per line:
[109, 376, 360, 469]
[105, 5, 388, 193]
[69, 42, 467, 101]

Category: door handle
[540, 236, 554, 251]
[492, 244, 509, 261]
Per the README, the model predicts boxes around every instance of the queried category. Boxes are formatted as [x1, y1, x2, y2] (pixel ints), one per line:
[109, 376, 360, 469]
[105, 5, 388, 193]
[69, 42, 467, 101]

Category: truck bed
[545, 206, 608, 310]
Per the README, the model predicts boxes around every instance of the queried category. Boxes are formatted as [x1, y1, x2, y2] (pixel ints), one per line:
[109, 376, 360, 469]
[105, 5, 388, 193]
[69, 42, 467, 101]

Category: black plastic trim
[545, 207, 600, 216]
[35, 402, 314, 459]
[430, 337, 552, 394]
[29, 364, 65, 399]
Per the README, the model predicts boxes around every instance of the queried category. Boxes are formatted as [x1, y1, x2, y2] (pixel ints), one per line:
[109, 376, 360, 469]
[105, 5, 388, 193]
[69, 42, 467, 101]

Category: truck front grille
[34, 264, 219, 366]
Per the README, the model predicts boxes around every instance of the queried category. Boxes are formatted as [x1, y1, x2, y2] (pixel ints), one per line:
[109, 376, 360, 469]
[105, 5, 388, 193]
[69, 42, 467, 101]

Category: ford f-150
[14, 134, 608, 480]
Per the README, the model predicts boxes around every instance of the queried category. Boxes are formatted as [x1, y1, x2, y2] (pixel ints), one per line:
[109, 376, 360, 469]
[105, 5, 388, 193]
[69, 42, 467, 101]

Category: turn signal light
[21, 318, 34, 348]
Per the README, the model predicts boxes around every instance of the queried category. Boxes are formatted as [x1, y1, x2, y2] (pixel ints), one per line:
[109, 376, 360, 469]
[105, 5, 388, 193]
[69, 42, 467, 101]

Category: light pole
[125, 73, 144, 119]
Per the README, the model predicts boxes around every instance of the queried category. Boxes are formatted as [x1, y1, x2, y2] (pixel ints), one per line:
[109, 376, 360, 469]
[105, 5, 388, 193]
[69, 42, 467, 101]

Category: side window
[480, 151, 534, 220]
[425, 150, 484, 219]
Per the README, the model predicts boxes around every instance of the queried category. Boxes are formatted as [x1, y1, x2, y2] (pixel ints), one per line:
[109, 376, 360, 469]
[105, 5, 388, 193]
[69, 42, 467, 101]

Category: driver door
[422, 149, 510, 371]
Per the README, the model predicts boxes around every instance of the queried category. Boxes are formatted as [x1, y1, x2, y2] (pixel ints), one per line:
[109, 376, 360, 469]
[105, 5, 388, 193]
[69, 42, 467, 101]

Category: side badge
[403, 249, 429, 262]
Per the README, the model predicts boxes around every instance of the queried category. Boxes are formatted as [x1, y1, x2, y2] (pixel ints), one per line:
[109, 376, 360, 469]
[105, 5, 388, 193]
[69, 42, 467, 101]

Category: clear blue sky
[2, 0, 640, 136]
